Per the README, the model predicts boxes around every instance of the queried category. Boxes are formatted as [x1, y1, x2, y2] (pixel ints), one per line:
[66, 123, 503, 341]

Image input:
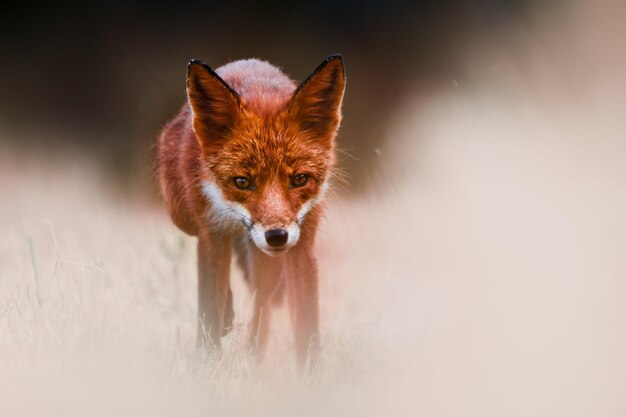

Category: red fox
[156, 55, 345, 369]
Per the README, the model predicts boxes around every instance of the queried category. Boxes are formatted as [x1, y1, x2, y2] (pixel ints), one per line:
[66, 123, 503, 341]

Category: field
[2, 3, 626, 416]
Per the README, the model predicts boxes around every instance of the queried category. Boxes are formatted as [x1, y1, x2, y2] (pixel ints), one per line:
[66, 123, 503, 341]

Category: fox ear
[187, 59, 240, 146]
[288, 55, 346, 144]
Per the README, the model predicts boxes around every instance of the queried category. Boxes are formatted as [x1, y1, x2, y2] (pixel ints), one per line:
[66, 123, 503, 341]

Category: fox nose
[265, 228, 288, 247]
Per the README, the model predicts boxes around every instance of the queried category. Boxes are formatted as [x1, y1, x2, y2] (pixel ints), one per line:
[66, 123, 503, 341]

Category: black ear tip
[188, 58, 204, 68]
[324, 54, 343, 67]
[323, 54, 345, 74]
[187, 59, 215, 79]
[185, 59, 241, 101]
[188, 59, 213, 70]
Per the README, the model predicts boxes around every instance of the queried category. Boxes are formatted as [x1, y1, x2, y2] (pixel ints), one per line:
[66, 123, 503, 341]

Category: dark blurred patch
[0, 0, 535, 197]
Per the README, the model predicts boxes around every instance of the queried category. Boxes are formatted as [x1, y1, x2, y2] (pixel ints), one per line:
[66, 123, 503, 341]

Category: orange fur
[156, 55, 345, 370]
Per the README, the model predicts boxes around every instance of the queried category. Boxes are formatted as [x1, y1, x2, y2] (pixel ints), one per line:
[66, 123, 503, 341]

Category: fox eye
[233, 177, 252, 190]
[291, 174, 308, 188]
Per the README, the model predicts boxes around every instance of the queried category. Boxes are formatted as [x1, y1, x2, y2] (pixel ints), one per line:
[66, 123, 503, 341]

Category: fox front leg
[286, 244, 321, 372]
[247, 248, 285, 361]
[196, 232, 232, 350]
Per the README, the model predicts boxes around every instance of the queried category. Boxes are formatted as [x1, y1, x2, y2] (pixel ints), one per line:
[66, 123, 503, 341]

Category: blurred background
[1, 0, 544, 195]
[2, 1, 626, 417]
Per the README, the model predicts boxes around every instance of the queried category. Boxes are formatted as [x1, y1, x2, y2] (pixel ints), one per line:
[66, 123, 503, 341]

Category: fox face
[187, 56, 345, 256]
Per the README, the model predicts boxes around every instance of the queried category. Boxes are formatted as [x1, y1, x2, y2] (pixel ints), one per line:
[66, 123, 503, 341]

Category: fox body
[156, 55, 345, 368]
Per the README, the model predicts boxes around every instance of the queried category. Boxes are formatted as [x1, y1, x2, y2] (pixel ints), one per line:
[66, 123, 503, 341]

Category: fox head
[187, 55, 345, 256]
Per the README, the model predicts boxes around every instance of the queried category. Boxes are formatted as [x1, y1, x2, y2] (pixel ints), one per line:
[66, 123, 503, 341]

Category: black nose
[265, 228, 288, 247]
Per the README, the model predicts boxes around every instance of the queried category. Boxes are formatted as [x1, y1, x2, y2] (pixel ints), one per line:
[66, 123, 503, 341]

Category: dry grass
[2, 2, 626, 416]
